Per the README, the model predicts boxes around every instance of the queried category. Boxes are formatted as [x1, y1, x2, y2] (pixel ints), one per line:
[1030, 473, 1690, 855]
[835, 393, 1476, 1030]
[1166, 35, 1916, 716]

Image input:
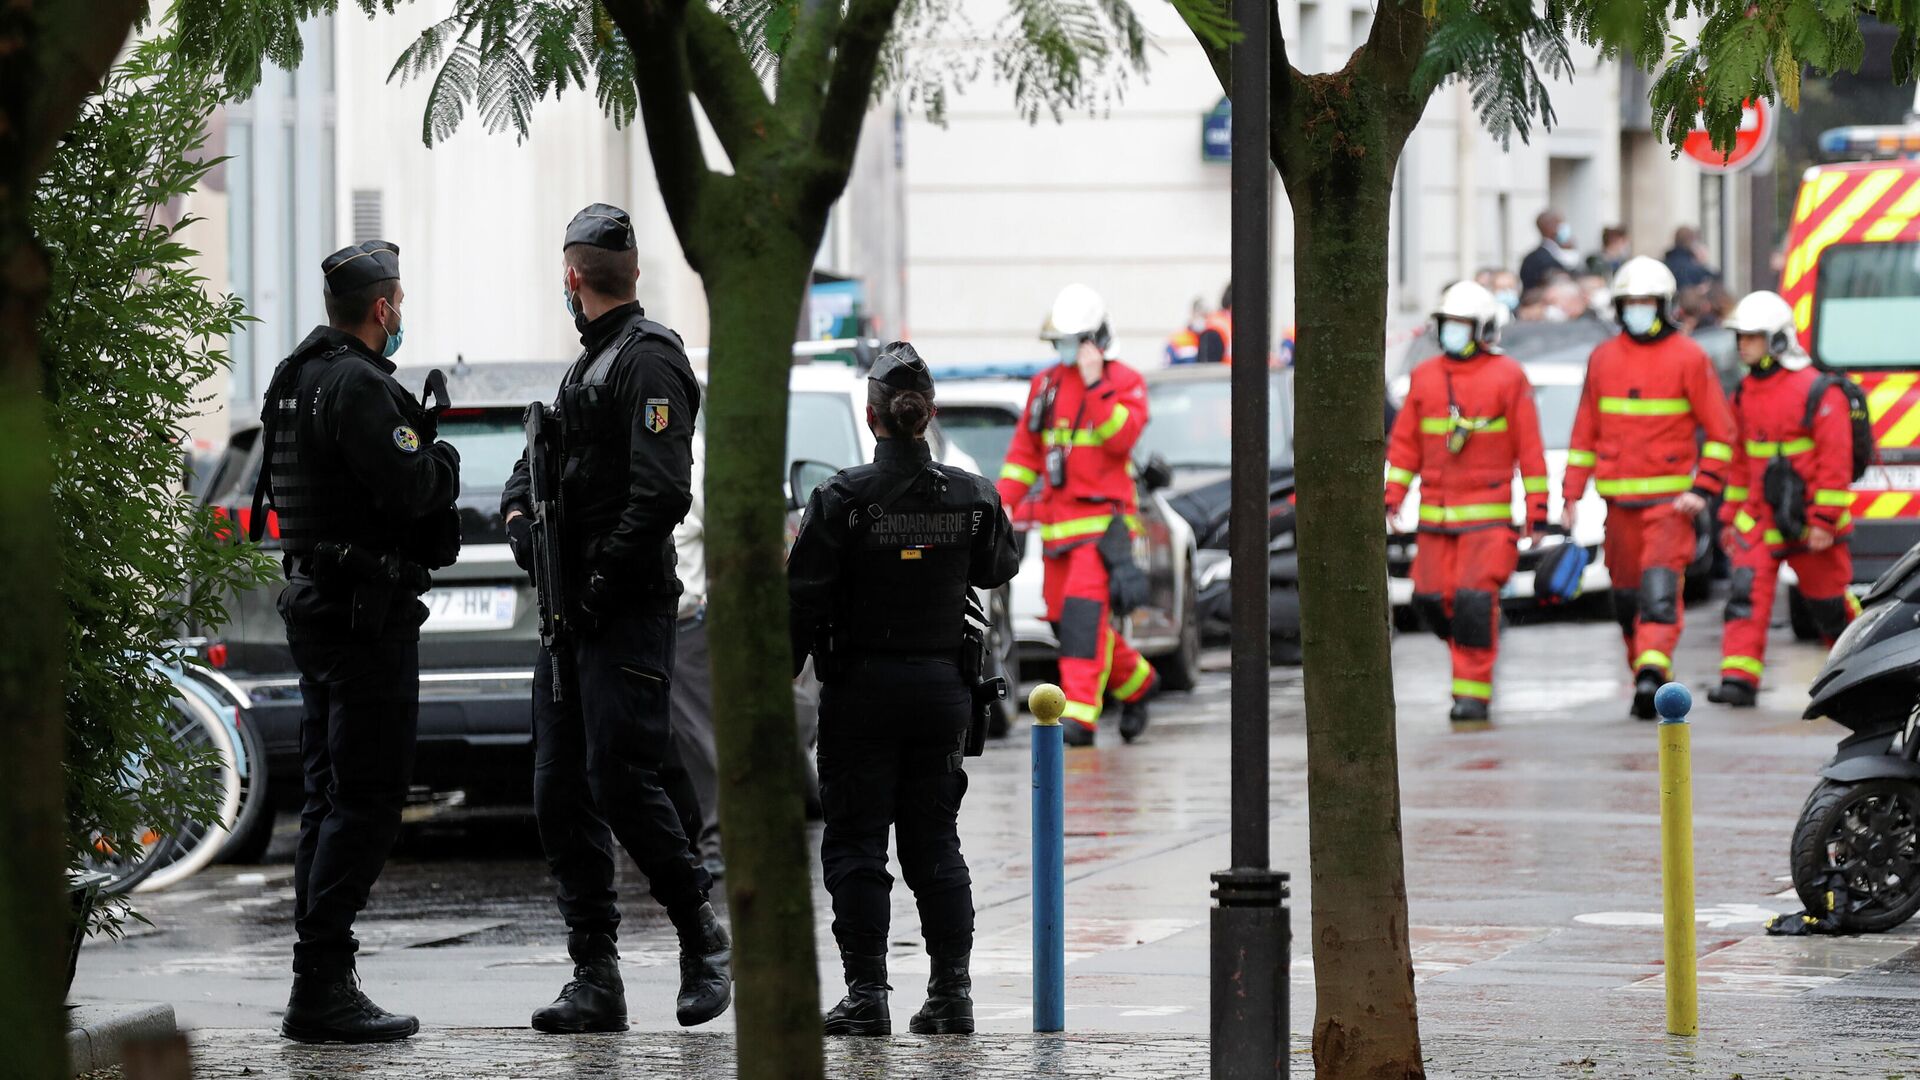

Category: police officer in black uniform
[254, 241, 462, 1043]
[788, 343, 1022, 1037]
[501, 204, 730, 1034]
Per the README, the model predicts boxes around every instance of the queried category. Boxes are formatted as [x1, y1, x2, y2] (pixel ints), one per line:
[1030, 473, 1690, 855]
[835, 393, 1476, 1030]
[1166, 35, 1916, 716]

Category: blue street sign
[1203, 97, 1232, 163]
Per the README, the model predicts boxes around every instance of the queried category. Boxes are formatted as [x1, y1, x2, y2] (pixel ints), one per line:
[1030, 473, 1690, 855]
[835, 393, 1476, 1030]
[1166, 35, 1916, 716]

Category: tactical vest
[554, 316, 687, 536]
[257, 346, 383, 556]
[843, 467, 974, 656]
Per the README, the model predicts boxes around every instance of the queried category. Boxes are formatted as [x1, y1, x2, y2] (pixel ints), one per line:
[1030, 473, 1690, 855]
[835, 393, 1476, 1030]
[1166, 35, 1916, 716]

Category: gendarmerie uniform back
[501, 202, 731, 1036]
[253, 239, 461, 1045]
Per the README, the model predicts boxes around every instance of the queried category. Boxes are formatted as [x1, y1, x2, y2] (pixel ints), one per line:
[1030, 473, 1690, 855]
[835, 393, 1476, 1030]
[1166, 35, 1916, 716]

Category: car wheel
[1155, 559, 1203, 692]
[1788, 585, 1821, 642]
[987, 586, 1019, 737]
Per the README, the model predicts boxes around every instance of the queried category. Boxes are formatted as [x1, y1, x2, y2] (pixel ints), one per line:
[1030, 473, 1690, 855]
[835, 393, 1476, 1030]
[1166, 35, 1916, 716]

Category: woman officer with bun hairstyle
[787, 342, 1022, 1038]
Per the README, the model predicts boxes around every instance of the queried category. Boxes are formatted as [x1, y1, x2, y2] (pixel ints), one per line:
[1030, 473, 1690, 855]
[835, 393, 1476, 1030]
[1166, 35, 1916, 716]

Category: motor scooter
[1795, 541, 1920, 931]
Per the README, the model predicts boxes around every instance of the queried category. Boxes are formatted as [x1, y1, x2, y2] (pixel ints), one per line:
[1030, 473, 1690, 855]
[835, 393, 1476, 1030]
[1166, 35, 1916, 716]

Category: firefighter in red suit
[997, 284, 1154, 747]
[1562, 257, 1738, 719]
[1708, 290, 1860, 707]
[1386, 281, 1549, 724]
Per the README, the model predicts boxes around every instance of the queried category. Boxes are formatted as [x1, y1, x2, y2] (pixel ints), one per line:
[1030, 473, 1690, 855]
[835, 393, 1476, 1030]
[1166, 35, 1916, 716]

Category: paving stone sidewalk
[182, 1028, 1920, 1078]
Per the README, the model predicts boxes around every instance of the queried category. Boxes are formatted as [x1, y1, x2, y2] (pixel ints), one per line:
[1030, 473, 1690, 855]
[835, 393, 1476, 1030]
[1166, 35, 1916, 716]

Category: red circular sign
[1682, 98, 1774, 174]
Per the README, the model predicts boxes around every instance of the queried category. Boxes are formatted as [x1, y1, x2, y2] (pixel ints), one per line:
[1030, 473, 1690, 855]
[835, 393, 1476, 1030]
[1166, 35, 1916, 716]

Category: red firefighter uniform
[998, 360, 1153, 734]
[1563, 333, 1737, 679]
[1716, 370, 1861, 688]
[1385, 351, 1550, 704]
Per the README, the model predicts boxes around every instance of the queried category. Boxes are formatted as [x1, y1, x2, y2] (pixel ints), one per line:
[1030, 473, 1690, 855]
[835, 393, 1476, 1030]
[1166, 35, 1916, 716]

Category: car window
[438, 412, 525, 494]
[1815, 242, 1920, 368]
[201, 428, 261, 506]
[1139, 373, 1293, 470]
[788, 391, 861, 471]
[939, 404, 1018, 477]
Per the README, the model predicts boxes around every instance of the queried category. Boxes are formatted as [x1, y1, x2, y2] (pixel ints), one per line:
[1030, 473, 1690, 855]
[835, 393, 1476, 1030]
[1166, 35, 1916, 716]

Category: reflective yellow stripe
[1595, 475, 1693, 497]
[1419, 416, 1509, 435]
[1567, 449, 1597, 468]
[1722, 655, 1765, 678]
[1765, 528, 1787, 545]
[1724, 486, 1749, 502]
[1386, 466, 1417, 486]
[1701, 441, 1732, 462]
[1042, 427, 1102, 448]
[1635, 650, 1672, 673]
[1815, 489, 1855, 507]
[1418, 502, 1512, 524]
[1733, 510, 1757, 532]
[1039, 515, 1113, 542]
[1000, 462, 1038, 486]
[1522, 476, 1549, 494]
[1451, 678, 1492, 700]
[1836, 511, 1853, 530]
[1599, 397, 1691, 416]
[1060, 700, 1100, 724]
[1112, 657, 1153, 701]
[1745, 437, 1815, 456]
[1092, 404, 1131, 443]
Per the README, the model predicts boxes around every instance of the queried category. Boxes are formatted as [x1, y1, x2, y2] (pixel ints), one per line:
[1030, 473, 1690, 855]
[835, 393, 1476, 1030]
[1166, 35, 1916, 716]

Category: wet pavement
[73, 595, 1920, 1075]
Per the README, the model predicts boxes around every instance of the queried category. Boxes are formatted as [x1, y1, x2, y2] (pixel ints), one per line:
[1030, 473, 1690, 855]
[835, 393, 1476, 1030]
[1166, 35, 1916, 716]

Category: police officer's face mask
[379, 298, 404, 358]
[1621, 301, 1660, 338]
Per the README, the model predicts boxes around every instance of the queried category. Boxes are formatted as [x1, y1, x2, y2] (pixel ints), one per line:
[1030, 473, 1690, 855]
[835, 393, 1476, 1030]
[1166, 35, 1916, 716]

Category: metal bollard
[1030, 682, 1066, 1032]
[1655, 681, 1698, 1037]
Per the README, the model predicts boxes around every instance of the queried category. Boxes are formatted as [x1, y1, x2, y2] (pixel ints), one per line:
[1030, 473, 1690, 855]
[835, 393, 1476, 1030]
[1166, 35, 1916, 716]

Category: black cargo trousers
[817, 656, 974, 959]
[282, 580, 422, 976]
[532, 605, 713, 942]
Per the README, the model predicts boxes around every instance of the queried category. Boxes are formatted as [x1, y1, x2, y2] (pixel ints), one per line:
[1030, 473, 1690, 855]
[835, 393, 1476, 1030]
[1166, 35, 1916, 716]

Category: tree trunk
[1282, 70, 1427, 1079]
[699, 234, 827, 1080]
[0, 5, 139, 1076]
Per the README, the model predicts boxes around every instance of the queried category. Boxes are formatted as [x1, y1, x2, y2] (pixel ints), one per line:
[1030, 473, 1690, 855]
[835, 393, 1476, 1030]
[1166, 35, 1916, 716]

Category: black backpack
[1803, 374, 1875, 483]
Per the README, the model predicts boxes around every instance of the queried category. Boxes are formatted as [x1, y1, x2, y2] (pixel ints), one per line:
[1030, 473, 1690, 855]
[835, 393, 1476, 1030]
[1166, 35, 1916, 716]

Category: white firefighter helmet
[1041, 283, 1112, 350]
[1610, 256, 1678, 303]
[1434, 280, 1504, 348]
[1725, 289, 1809, 370]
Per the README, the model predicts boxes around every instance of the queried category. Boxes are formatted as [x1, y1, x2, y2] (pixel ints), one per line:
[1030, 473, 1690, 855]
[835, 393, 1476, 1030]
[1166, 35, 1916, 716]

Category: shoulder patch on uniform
[644, 398, 670, 434]
[393, 425, 421, 453]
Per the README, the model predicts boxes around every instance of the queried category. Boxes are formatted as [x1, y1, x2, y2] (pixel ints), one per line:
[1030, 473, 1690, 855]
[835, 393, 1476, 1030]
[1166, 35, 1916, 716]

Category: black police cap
[321, 241, 400, 293]
[869, 342, 934, 393]
[564, 203, 636, 251]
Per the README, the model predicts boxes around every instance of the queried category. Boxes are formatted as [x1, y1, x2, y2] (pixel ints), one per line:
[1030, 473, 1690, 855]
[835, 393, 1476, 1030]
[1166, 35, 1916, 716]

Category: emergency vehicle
[1781, 113, 1920, 582]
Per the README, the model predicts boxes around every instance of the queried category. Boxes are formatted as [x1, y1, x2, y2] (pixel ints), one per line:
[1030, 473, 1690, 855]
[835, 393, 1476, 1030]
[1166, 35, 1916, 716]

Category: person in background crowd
[1514, 286, 1551, 322]
[1544, 279, 1588, 323]
[1164, 297, 1207, 365]
[1520, 210, 1583, 292]
[1591, 225, 1631, 277]
[1489, 269, 1522, 314]
[1198, 282, 1233, 365]
[669, 432, 724, 880]
[1664, 226, 1718, 290]
[1576, 273, 1612, 317]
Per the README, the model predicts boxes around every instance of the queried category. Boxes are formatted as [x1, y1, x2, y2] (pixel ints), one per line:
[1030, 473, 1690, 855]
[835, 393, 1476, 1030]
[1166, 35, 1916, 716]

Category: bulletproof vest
[261, 346, 382, 556]
[554, 316, 687, 533]
[843, 467, 974, 655]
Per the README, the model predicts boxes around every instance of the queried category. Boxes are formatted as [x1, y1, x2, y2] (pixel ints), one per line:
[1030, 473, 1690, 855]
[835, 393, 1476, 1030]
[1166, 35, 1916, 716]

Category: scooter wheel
[1792, 778, 1920, 933]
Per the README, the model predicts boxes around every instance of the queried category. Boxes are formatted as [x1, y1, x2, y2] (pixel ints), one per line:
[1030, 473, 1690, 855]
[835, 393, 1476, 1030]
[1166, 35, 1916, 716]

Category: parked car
[934, 368, 1203, 692]
[1134, 364, 1302, 652]
[191, 354, 1013, 827]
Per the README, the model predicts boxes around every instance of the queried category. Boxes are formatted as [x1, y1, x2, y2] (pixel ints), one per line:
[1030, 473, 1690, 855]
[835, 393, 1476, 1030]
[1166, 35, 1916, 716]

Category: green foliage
[34, 35, 274, 928]
[387, 1, 614, 145]
[1414, 0, 1573, 148]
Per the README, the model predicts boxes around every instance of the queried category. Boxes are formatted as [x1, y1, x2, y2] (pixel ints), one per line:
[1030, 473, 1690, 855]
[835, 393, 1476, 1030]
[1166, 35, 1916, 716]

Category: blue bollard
[1030, 683, 1066, 1032]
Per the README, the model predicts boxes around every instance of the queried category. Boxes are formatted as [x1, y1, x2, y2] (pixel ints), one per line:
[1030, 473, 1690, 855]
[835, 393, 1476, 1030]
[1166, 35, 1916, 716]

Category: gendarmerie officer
[501, 203, 730, 1034]
[253, 241, 462, 1043]
[787, 343, 1022, 1037]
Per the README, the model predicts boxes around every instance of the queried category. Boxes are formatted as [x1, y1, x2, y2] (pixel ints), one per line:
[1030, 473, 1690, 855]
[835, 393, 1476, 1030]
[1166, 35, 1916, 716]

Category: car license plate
[1859, 465, 1920, 492]
[422, 585, 517, 632]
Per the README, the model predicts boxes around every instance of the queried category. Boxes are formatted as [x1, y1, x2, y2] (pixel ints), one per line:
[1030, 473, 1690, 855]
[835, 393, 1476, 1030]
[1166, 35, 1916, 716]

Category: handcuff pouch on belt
[312, 541, 431, 637]
[961, 589, 1007, 759]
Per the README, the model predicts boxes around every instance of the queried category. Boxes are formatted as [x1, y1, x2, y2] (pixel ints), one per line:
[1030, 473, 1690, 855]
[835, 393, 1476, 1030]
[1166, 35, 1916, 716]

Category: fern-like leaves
[1413, 0, 1574, 148]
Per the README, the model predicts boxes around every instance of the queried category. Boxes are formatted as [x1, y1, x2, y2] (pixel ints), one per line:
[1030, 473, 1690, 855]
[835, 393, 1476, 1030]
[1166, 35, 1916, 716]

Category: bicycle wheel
[134, 676, 242, 893]
[181, 665, 275, 865]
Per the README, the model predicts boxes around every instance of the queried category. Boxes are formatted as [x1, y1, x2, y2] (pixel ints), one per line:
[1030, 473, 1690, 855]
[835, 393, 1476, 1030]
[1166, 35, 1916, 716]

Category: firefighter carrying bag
[1764, 452, 1809, 543]
[1532, 536, 1589, 606]
[1803, 374, 1875, 484]
[1096, 513, 1152, 616]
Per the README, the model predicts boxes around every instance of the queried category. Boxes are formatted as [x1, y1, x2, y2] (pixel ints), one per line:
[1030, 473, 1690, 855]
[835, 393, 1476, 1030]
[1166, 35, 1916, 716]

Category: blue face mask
[1494, 289, 1519, 312]
[1057, 337, 1081, 367]
[380, 302, 404, 359]
[1621, 302, 1660, 337]
[563, 287, 579, 321]
[1555, 223, 1574, 246]
[1439, 321, 1475, 358]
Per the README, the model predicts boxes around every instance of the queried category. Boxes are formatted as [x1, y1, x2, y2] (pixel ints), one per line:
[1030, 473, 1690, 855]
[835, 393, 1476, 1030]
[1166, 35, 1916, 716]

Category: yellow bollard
[1655, 681, 1697, 1037]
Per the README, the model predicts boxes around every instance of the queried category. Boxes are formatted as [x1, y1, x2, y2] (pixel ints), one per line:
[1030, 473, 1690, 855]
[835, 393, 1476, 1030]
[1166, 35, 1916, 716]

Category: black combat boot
[1707, 678, 1758, 708]
[823, 952, 891, 1036]
[909, 955, 974, 1035]
[1118, 699, 1150, 743]
[1630, 668, 1663, 720]
[281, 965, 419, 1044]
[1448, 697, 1489, 725]
[673, 903, 733, 1026]
[1061, 721, 1095, 748]
[531, 933, 628, 1034]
